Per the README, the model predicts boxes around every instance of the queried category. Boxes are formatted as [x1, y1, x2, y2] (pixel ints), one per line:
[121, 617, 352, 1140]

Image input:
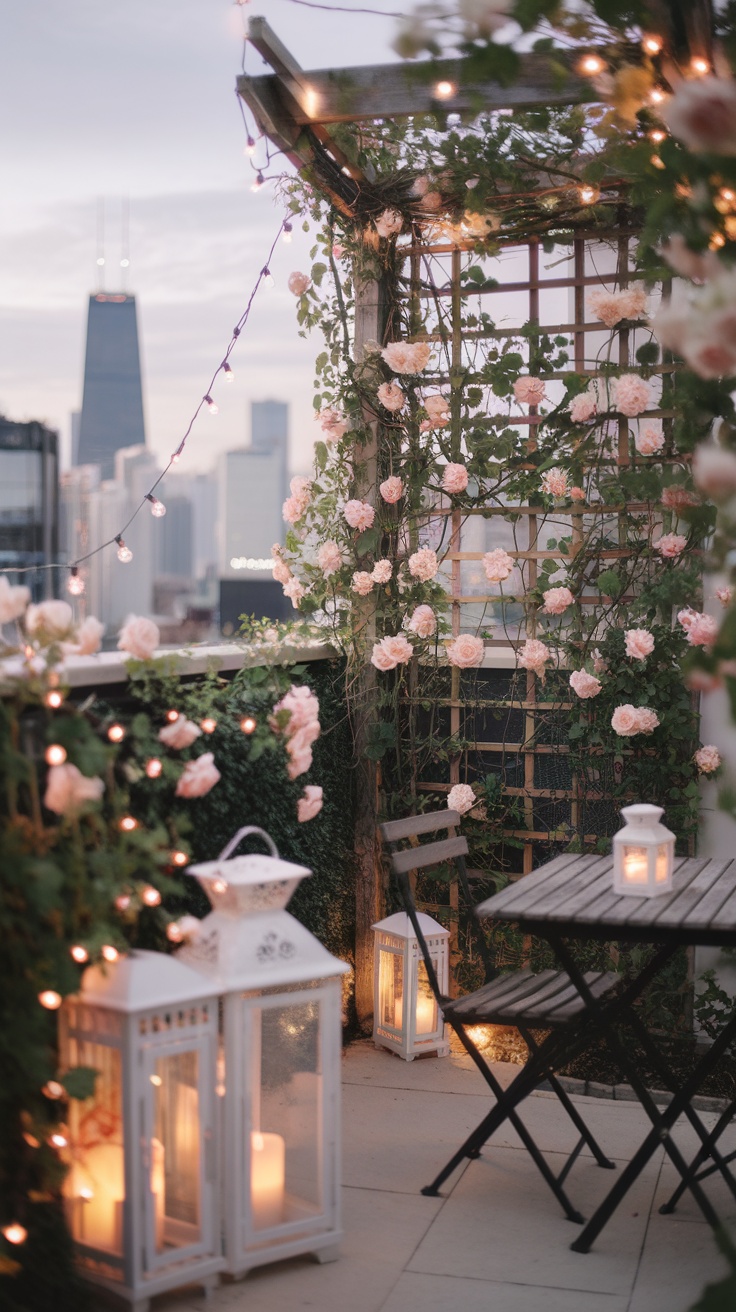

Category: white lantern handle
[217, 826, 280, 862]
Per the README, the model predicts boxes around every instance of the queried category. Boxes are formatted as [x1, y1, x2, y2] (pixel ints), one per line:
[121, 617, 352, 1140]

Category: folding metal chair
[380, 809, 619, 1223]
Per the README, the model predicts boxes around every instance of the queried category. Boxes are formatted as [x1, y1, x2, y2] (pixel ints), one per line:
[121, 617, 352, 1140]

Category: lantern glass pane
[63, 1039, 124, 1261]
[655, 843, 670, 883]
[378, 948, 403, 1030]
[152, 1049, 202, 1252]
[416, 961, 437, 1035]
[250, 1001, 322, 1229]
[623, 844, 648, 883]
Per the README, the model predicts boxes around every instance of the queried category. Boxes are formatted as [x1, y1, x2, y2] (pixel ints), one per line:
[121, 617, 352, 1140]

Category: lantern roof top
[178, 908, 350, 990]
[372, 911, 450, 941]
[77, 948, 217, 1013]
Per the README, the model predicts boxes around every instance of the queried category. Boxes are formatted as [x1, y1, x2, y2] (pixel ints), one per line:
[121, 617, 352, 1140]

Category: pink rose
[447, 633, 484, 668]
[717, 587, 733, 607]
[288, 271, 311, 296]
[694, 745, 722, 774]
[655, 533, 687, 558]
[613, 374, 650, 417]
[661, 485, 700, 511]
[175, 752, 221, 799]
[569, 670, 602, 699]
[517, 638, 550, 679]
[635, 708, 660, 734]
[588, 287, 647, 328]
[64, 616, 105, 656]
[408, 605, 437, 638]
[447, 783, 476, 815]
[351, 571, 374, 596]
[693, 445, 736, 500]
[570, 486, 586, 502]
[297, 784, 323, 822]
[283, 577, 305, 607]
[377, 382, 405, 412]
[283, 479, 311, 522]
[0, 577, 30, 624]
[513, 376, 546, 406]
[316, 407, 348, 441]
[541, 468, 570, 499]
[424, 394, 451, 425]
[408, 547, 438, 582]
[611, 704, 640, 736]
[287, 740, 314, 781]
[44, 762, 104, 815]
[624, 628, 655, 660]
[272, 559, 291, 585]
[26, 600, 74, 642]
[371, 559, 392, 584]
[374, 208, 403, 239]
[568, 390, 597, 423]
[371, 634, 414, 671]
[684, 611, 718, 648]
[663, 76, 736, 155]
[542, 586, 574, 616]
[273, 686, 320, 736]
[442, 463, 469, 494]
[317, 540, 343, 576]
[117, 614, 160, 661]
[158, 717, 202, 750]
[483, 548, 514, 583]
[636, 422, 665, 456]
[380, 475, 404, 503]
[344, 500, 375, 532]
[381, 341, 432, 374]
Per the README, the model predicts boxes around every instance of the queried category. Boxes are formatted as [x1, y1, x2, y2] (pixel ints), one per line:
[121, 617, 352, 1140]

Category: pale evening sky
[0, 0, 402, 477]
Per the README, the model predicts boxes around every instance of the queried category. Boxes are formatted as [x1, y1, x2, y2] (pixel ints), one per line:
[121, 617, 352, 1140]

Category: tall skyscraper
[76, 293, 146, 477]
[0, 418, 59, 599]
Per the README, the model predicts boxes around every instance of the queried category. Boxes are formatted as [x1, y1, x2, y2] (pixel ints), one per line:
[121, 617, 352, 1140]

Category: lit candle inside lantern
[415, 994, 436, 1035]
[151, 1137, 166, 1250]
[623, 847, 649, 884]
[250, 1131, 285, 1228]
[69, 1142, 125, 1252]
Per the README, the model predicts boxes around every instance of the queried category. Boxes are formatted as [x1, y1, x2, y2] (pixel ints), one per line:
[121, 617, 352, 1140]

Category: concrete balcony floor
[159, 1039, 731, 1312]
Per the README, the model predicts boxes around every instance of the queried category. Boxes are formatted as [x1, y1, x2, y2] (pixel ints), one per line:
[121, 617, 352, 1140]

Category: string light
[223, 362, 234, 382]
[649, 87, 666, 105]
[49, 1132, 68, 1149]
[710, 232, 726, 249]
[166, 922, 184, 943]
[115, 536, 133, 563]
[200, 716, 217, 733]
[141, 886, 161, 907]
[433, 80, 456, 99]
[67, 567, 85, 597]
[263, 266, 275, 287]
[165, 709, 179, 722]
[282, 221, 293, 243]
[649, 129, 666, 143]
[146, 494, 166, 517]
[578, 184, 599, 205]
[145, 757, 162, 778]
[245, 134, 256, 156]
[204, 394, 219, 415]
[107, 723, 125, 743]
[45, 744, 67, 766]
[44, 690, 63, 709]
[23, 1133, 40, 1148]
[578, 53, 605, 76]
[171, 850, 189, 867]
[70, 945, 89, 964]
[38, 990, 62, 1010]
[119, 815, 138, 832]
[101, 945, 119, 963]
[2, 1224, 28, 1246]
[240, 715, 257, 734]
[251, 171, 265, 192]
[641, 34, 663, 55]
[691, 57, 710, 75]
[115, 892, 131, 911]
[651, 154, 666, 170]
[42, 1081, 65, 1100]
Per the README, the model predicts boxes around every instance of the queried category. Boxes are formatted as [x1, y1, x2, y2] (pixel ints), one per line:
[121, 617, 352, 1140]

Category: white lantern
[613, 803, 675, 897]
[180, 827, 349, 1279]
[59, 950, 224, 1308]
[372, 911, 450, 1061]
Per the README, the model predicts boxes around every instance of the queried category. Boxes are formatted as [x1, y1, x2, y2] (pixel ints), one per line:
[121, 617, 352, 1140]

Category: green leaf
[596, 569, 623, 598]
[63, 1066, 99, 1101]
[356, 526, 380, 555]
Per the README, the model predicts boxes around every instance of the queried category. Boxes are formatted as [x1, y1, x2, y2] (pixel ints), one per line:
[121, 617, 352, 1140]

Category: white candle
[393, 995, 403, 1030]
[624, 852, 649, 884]
[70, 1142, 125, 1253]
[151, 1137, 165, 1251]
[251, 1131, 285, 1228]
[415, 994, 436, 1035]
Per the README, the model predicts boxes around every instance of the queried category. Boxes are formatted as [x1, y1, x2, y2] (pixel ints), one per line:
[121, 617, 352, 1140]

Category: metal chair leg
[521, 1027, 616, 1171]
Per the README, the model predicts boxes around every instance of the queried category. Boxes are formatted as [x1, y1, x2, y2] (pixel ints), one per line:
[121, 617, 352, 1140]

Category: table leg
[660, 1099, 736, 1214]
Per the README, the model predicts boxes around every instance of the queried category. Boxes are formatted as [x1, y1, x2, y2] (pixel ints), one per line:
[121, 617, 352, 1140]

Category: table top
[476, 853, 736, 946]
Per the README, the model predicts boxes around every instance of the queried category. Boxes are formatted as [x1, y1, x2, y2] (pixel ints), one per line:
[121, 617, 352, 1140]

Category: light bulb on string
[107, 723, 125, 743]
[691, 57, 710, 75]
[115, 892, 131, 911]
[146, 494, 166, 517]
[2, 1224, 28, 1246]
[101, 945, 119, 963]
[262, 266, 275, 288]
[45, 744, 67, 766]
[70, 944, 89, 964]
[145, 757, 162, 778]
[433, 80, 456, 99]
[67, 567, 85, 597]
[38, 990, 62, 1010]
[141, 885, 161, 907]
[49, 1132, 68, 1149]
[282, 221, 293, 244]
[204, 394, 219, 415]
[119, 815, 139, 832]
[641, 34, 663, 55]
[649, 129, 666, 143]
[245, 135, 256, 156]
[44, 690, 63, 709]
[240, 715, 257, 735]
[165, 709, 179, 722]
[251, 172, 265, 192]
[578, 184, 599, 205]
[43, 1080, 65, 1100]
[115, 536, 133, 563]
[578, 53, 605, 76]
[171, 850, 189, 867]
[166, 921, 184, 943]
[223, 362, 234, 382]
[649, 86, 666, 105]
[201, 717, 217, 734]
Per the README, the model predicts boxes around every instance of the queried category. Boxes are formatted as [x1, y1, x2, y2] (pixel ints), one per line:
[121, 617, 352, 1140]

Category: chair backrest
[379, 809, 496, 998]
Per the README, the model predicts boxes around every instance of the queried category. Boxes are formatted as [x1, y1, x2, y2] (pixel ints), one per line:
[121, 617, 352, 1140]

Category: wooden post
[352, 252, 390, 1031]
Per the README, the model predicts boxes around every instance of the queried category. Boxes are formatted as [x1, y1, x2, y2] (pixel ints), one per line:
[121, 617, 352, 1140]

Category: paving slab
[627, 1212, 730, 1312]
[381, 1271, 629, 1312]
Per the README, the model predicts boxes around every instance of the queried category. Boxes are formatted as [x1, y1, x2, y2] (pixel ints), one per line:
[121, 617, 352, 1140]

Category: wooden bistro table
[475, 851, 736, 1253]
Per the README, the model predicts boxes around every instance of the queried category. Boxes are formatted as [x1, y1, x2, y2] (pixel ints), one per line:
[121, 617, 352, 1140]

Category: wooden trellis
[238, 15, 696, 1023]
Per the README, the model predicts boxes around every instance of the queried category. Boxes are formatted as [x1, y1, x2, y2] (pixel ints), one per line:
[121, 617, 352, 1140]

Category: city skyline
[0, 2, 402, 480]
